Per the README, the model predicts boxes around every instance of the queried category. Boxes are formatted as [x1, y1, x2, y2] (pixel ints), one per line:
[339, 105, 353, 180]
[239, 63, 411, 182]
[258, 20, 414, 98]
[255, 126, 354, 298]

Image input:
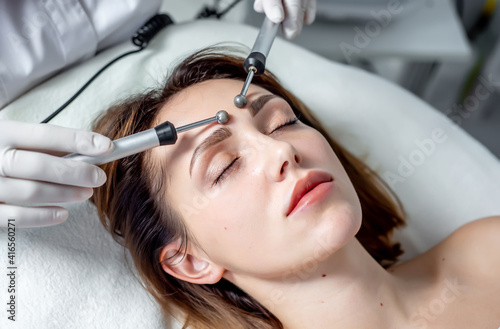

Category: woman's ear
[159, 239, 225, 284]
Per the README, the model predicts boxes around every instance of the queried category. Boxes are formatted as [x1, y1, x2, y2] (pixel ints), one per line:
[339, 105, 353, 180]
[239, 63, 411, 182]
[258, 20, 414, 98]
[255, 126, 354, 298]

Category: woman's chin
[308, 203, 362, 256]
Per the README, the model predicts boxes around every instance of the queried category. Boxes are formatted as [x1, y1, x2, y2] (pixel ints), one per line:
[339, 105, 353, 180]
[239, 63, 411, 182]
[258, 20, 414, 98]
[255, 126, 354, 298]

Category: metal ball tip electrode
[233, 94, 247, 108]
[216, 110, 230, 124]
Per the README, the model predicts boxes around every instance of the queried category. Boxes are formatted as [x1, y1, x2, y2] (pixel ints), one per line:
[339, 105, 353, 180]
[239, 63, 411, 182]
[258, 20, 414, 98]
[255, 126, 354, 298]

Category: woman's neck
[228, 238, 419, 328]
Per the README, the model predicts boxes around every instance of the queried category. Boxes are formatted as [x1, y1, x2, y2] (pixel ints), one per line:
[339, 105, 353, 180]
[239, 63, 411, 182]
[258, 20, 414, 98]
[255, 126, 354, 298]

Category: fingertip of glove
[253, 0, 264, 12]
[55, 209, 69, 223]
[92, 167, 107, 186]
[283, 23, 301, 40]
[269, 6, 284, 23]
[92, 134, 114, 153]
[305, 9, 316, 25]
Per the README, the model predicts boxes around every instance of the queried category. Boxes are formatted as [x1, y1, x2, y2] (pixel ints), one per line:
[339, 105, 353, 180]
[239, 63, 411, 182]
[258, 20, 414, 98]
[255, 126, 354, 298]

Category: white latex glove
[254, 0, 316, 39]
[0, 120, 114, 228]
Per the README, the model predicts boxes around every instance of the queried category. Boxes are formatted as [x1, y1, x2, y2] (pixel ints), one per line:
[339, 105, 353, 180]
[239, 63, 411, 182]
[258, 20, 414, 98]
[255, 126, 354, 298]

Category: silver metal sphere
[216, 110, 229, 124]
[233, 94, 247, 108]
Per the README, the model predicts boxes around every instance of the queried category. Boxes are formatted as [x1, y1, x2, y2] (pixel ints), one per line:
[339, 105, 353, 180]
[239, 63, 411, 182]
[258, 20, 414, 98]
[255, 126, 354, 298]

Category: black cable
[197, 0, 243, 19]
[40, 47, 144, 124]
[216, 0, 243, 18]
[41, 13, 173, 124]
[132, 13, 173, 47]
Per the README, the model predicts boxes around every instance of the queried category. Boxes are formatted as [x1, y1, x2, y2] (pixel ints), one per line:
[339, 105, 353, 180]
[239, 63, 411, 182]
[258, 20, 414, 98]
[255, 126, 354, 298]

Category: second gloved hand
[0, 120, 114, 228]
[254, 0, 316, 40]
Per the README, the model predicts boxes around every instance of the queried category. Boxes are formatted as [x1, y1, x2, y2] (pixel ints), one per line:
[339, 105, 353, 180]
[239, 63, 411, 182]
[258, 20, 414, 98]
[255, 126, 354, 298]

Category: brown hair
[91, 47, 405, 329]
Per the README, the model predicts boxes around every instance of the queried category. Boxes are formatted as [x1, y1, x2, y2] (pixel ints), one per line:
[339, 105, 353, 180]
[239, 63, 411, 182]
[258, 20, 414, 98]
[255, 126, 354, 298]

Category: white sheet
[1, 19, 499, 329]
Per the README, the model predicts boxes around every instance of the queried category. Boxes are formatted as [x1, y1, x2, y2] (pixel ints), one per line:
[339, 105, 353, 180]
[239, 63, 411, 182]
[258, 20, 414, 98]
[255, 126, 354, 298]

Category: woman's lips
[286, 171, 334, 217]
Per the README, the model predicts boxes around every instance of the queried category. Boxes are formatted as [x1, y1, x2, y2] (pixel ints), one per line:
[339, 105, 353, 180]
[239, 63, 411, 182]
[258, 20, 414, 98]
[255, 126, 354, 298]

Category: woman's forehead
[151, 79, 273, 170]
[156, 79, 270, 127]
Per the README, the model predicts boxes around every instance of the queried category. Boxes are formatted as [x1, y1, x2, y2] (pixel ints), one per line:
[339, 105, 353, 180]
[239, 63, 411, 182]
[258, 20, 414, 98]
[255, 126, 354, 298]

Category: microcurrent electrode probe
[234, 17, 280, 108]
[64, 110, 229, 165]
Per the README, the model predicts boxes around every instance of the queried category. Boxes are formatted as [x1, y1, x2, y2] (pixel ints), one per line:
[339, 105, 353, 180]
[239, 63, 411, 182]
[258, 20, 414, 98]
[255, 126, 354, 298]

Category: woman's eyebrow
[249, 94, 278, 117]
[189, 127, 232, 176]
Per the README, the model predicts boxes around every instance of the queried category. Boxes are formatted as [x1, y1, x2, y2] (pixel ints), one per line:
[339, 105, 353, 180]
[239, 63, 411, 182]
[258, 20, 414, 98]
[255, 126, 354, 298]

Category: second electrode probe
[65, 110, 229, 165]
[234, 17, 280, 108]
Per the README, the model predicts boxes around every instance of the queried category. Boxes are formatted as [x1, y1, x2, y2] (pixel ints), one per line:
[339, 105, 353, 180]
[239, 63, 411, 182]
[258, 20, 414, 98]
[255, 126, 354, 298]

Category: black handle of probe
[243, 52, 267, 75]
[155, 121, 178, 145]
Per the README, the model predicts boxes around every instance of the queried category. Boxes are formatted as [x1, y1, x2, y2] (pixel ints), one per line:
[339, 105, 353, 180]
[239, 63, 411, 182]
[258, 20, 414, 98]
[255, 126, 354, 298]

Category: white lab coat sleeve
[0, 0, 162, 109]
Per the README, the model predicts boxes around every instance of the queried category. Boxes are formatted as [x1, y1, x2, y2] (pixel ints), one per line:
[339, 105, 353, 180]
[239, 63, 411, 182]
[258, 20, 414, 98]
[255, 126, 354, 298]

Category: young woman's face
[154, 79, 362, 280]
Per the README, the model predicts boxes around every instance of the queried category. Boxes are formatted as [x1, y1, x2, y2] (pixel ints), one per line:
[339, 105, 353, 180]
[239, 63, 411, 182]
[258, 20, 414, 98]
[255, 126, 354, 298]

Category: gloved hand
[0, 120, 114, 228]
[254, 0, 316, 40]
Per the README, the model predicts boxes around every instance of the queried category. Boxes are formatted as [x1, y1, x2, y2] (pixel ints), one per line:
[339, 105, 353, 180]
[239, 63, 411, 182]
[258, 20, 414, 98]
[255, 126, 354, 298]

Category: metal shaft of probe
[176, 116, 218, 133]
[239, 67, 256, 98]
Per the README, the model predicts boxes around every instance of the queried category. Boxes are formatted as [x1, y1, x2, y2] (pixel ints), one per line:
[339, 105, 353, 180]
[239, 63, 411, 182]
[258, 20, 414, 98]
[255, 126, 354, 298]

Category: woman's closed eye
[213, 156, 240, 186]
[212, 117, 299, 186]
[269, 117, 299, 134]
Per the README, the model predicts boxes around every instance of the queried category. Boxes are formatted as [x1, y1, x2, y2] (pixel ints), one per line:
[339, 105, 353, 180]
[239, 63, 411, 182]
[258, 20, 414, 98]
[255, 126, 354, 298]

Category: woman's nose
[262, 139, 302, 182]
